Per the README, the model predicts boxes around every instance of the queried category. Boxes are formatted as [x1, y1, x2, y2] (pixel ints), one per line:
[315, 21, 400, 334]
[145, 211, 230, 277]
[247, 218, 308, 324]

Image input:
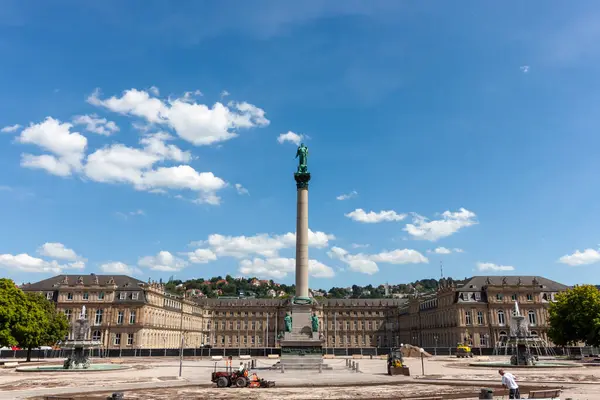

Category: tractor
[456, 343, 474, 358]
[211, 366, 250, 388]
[387, 347, 405, 375]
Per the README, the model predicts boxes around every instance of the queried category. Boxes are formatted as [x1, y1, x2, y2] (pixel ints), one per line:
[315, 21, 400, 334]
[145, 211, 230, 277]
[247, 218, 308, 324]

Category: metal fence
[1, 346, 598, 359]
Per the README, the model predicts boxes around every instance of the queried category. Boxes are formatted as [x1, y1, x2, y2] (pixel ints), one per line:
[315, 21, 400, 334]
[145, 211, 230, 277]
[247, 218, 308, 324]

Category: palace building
[20, 274, 568, 350]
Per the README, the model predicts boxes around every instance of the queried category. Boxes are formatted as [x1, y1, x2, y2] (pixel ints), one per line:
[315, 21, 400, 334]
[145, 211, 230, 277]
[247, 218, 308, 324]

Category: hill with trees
[164, 275, 469, 300]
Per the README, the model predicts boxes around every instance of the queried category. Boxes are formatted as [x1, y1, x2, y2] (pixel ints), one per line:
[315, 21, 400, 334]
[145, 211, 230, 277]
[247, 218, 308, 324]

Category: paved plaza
[1, 355, 599, 399]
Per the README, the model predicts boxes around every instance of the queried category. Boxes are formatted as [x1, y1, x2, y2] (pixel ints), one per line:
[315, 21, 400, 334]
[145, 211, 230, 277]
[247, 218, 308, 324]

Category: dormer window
[132, 292, 139, 300]
[119, 292, 127, 300]
[83, 292, 89, 300]
[46, 292, 53, 300]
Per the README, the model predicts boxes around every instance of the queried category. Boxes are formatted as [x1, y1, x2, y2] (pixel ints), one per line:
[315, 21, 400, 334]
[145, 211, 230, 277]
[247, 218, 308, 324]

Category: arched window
[528, 310, 537, 326]
[530, 330, 538, 337]
[498, 310, 506, 326]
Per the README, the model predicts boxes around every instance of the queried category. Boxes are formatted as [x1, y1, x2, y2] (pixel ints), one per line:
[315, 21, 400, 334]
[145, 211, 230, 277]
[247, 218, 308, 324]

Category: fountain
[470, 301, 575, 368]
[61, 305, 101, 369]
[17, 305, 129, 372]
[507, 301, 538, 365]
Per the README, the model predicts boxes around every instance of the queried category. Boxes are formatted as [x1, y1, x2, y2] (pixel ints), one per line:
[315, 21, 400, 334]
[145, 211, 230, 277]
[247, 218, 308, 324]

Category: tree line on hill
[164, 275, 469, 299]
[0, 279, 69, 361]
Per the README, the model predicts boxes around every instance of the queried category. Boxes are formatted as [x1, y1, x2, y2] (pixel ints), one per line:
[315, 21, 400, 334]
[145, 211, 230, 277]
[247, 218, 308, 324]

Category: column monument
[278, 143, 327, 371]
[294, 143, 311, 303]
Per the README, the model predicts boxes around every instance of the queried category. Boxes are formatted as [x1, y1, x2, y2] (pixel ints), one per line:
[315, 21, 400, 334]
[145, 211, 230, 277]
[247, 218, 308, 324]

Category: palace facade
[20, 274, 568, 350]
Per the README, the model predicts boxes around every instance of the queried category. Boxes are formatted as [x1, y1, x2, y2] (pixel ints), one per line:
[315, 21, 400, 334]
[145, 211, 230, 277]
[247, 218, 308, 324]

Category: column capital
[294, 172, 311, 189]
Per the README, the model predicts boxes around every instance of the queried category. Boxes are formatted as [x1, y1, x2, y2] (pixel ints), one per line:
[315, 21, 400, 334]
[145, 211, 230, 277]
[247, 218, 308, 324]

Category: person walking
[499, 369, 520, 399]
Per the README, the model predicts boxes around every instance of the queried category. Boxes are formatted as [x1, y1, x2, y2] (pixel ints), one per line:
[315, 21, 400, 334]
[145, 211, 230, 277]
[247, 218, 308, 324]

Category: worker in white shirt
[238, 362, 245, 373]
[499, 369, 520, 399]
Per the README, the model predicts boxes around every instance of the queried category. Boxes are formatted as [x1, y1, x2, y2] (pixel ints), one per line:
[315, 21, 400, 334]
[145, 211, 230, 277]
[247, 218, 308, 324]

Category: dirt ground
[35, 384, 513, 400]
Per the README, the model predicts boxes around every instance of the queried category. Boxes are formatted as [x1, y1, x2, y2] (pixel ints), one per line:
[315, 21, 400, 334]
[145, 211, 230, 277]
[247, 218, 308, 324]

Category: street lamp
[433, 335, 438, 356]
[419, 348, 425, 376]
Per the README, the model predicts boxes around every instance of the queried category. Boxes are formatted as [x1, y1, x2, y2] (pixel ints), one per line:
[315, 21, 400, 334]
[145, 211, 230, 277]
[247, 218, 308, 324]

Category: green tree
[13, 293, 69, 362]
[0, 279, 28, 347]
[548, 285, 600, 347]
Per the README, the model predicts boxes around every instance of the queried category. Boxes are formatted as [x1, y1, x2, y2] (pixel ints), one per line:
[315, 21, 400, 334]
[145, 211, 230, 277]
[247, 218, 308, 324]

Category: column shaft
[295, 187, 309, 298]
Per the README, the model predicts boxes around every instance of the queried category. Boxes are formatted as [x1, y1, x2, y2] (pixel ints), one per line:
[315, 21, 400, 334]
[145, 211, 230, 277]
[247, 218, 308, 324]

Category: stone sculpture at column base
[278, 303, 328, 371]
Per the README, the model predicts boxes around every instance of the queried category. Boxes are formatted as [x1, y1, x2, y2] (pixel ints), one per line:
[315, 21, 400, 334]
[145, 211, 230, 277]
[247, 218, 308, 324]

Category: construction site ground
[0, 355, 598, 399]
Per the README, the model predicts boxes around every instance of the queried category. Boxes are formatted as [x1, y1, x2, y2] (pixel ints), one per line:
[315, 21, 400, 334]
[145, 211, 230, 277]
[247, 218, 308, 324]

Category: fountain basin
[469, 361, 577, 368]
[16, 364, 131, 372]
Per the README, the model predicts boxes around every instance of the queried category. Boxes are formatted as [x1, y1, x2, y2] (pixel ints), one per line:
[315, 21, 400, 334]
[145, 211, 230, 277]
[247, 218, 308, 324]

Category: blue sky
[1, 1, 600, 288]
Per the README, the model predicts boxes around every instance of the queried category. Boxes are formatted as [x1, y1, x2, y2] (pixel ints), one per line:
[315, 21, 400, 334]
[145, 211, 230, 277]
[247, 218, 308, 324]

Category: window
[221, 336, 225, 344]
[127, 333, 134, 345]
[527, 293, 533, 301]
[530, 330, 538, 337]
[477, 311, 484, 325]
[129, 311, 136, 324]
[114, 333, 121, 345]
[83, 292, 89, 300]
[346, 321, 350, 329]
[92, 330, 101, 341]
[251, 321, 256, 329]
[480, 336, 486, 346]
[94, 309, 103, 325]
[542, 293, 548, 301]
[119, 292, 126, 300]
[132, 292, 139, 300]
[465, 311, 472, 325]
[368, 322, 372, 330]
[511, 294, 517, 301]
[229, 321, 233, 329]
[528, 310, 537, 326]
[243, 336, 247, 344]
[117, 311, 124, 325]
[46, 292, 53, 300]
[64, 309, 72, 321]
[498, 310, 506, 326]
[354, 321, 357, 329]
[496, 294, 503, 301]
[237, 322, 241, 329]
[98, 292, 105, 300]
[221, 321, 226, 329]
[251, 336, 255, 344]
[67, 292, 73, 300]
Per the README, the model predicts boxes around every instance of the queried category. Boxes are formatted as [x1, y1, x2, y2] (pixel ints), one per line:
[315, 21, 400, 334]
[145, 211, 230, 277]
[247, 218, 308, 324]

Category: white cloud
[0, 253, 62, 273]
[84, 138, 224, 204]
[427, 247, 464, 255]
[1, 124, 21, 133]
[336, 190, 358, 201]
[199, 229, 335, 259]
[138, 251, 188, 271]
[149, 86, 160, 96]
[88, 88, 269, 146]
[37, 242, 83, 262]
[0, 253, 84, 273]
[186, 248, 218, 264]
[277, 131, 304, 145]
[115, 210, 145, 219]
[351, 243, 370, 249]
[100, 262, 142, 276]
[476, 262, 515, 272]
[558, 248, 600, 266]
[17, 117, 87, 176]
[235, 183, 249, 195]
[238, 257, 334, 279]
[140, 132, 192, 163]
[221, 90, 230, 98]
[72, 114, 119, 136]
[345, 208, 406, 223]
[520, 65, 530, 73]
[328, 246, 428, 275]
[404, 208, 478, 241]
